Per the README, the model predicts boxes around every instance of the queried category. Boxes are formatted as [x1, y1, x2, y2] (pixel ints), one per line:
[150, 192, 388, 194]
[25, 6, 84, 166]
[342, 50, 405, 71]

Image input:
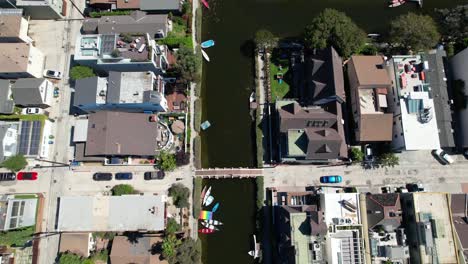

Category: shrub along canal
[199, 0, 465, 263]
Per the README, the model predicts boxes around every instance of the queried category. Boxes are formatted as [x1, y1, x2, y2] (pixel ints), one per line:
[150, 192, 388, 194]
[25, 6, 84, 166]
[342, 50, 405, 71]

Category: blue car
[115, 172, 133, 180]
[320, 175, 343, 184]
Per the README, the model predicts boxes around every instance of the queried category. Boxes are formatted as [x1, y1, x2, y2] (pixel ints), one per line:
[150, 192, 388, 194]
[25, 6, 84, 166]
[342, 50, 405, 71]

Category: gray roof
[140, 0, 179, 11]
[0, 80, 14, 114]
[85, 111, 158, 156]
[11, 78, 45, 105]
[450, 47, 468, 148]
[424, 50, 455, 148]
[74, 142, 105, 162]
[82, 11, 167, 37]
[106, 71, 122, 104]
[74, 77, 99, 107]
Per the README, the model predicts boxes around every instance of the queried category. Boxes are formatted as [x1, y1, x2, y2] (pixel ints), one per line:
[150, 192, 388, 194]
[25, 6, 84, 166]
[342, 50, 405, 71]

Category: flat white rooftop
[57, 195, 166, 232]
[73, 119, 89, 143]
[320, 193, 361, 226]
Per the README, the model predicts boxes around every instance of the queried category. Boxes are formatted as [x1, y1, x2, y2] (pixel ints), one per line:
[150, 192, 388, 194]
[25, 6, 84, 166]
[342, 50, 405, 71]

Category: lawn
[269, 59, 290, 102]
[0, 226, 35, 247]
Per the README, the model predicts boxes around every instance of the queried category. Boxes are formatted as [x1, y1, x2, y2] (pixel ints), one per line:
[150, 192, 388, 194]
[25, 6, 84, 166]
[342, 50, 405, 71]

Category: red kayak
[199, 228, 215, 234]
[200, 0, 209, 9]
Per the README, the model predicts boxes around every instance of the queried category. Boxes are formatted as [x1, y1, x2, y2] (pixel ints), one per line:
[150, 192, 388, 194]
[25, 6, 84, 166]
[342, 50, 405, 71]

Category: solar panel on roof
[29, 121, 41, 155]
[100, 34, 116, 55]
[18, 121, 31, 155]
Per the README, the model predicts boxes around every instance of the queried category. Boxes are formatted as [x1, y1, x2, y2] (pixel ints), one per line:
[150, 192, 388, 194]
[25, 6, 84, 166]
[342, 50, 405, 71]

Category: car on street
[21, 108, 44, 115]
[93, 173, 112, 181]
[320, 175, 342, 184]
[43, 69, 62, 79]
[115, 172, 133, 180]
[54, 87, 59, 98]
[144, 171, 165, 180]
[406, 183, 424, 192]
[0, 172, 16, 181]
[17, 172, 38, 181]
[433, 149, 455, 164]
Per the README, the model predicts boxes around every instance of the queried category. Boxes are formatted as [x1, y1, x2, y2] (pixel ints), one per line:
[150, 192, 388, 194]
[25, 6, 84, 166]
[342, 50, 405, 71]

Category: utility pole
[67, 0, 85, 18]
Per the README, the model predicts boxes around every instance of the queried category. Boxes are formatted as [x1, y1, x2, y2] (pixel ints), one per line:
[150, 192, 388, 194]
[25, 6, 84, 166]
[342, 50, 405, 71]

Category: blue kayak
[212, 202, 220, 212]
[201, 40, 215, 48]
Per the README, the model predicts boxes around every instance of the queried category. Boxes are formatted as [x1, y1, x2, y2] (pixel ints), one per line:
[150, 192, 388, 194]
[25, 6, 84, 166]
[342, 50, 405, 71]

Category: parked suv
[115, 172, 133, 180]
[93, 173, 112, 181]
[144, 171, 165, 180]
[0, 172, 16, 181]
[433, 149, 455, 164]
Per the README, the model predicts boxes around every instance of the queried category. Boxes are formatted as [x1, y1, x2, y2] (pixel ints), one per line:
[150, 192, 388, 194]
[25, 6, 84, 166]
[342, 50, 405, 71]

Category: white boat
[204, 195, 214, 206]
[201, 49, 210, 62]
[203, 186, 212, 205]
[249, 92, 255, 103]
[201, 221, 219, 231]
[248, 235, 260, 258]
[204, 219, 223, 225]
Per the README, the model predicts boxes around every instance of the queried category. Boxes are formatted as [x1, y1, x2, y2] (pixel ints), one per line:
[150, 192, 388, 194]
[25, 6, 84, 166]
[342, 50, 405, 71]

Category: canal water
[200, 0, 465, 263]
[200, 178, 257, 264]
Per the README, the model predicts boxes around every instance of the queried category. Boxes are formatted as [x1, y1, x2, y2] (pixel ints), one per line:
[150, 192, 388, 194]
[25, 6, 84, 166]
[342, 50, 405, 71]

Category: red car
[17, 172, 38, 181]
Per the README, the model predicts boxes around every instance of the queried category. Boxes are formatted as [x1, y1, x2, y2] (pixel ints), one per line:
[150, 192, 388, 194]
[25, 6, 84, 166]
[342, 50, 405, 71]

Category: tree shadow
[123, 232, 144, 244]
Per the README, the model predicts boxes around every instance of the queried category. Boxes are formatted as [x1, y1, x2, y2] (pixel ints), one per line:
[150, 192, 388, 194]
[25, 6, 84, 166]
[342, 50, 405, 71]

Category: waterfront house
[0, 12, 33, 43]
[110, 236, 168, 264]
[11, 78, 53, 108]
[73, 71, 168, 113]
[347, 55, 393, 143]
[276, 47, 348, 163]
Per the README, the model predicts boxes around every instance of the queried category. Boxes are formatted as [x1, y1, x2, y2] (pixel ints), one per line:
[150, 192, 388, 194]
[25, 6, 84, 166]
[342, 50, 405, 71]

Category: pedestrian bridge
[195, 168, 263, 178]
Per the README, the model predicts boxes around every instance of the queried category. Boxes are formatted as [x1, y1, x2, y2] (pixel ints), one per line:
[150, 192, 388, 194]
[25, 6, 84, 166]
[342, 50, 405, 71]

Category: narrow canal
[199, 0, 465, 263]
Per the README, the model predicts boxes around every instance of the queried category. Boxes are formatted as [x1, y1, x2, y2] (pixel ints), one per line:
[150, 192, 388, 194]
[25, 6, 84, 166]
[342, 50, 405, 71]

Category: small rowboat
[201, 221, 219, 231]
[201, 120, 211, 130]
[199, 228, 215, 234]
[204, 195, 214, 206]
[204, 219, 223, 225]
[201, 49, 210, 62]
[212, 202, 219, 212]
[200, 186, 207, 204]
[201, 40, 215, 49]
[200, 0, 209, 9]
[203, 186, 211, 205]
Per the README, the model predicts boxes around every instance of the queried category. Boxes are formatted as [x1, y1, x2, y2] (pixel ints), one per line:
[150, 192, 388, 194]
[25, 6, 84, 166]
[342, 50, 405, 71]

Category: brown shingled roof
[349, 55, 392, 86]
[0, 15, 22, 39]
[359, 113, 394, 142]
[116, 0, 140, 9]
[0, 43, 30, 73]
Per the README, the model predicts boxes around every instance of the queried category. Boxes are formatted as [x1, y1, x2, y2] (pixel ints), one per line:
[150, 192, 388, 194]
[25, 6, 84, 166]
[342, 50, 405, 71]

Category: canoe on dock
[199, 210, 213, 220]
[201, 40, 215, 48]
[201, 49, 210, 62]
[204, 195, 214, 206]
[212, 202, 220, 212]
[199, 228, 215, 234]
[200, 186, 207, 204]
[204, 219, 223, 225]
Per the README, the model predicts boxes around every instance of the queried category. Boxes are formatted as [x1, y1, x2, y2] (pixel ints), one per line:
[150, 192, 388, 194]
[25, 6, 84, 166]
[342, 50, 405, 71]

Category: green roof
[287, 130, 307, 157]
[290, 212, 312, 263]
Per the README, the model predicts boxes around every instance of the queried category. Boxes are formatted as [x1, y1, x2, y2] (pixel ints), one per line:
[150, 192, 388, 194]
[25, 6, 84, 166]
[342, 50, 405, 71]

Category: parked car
[17, 172, 38, 180]
[320, 175, 342, 184]
[54, 87, 59, 98]
[93, 173, 112, 181]
[364, 144, 374, 161]
[406, 183, 424, 192]
[115, 172, 133, 180]
[433, 149, 455, 164]
[43, 69, 62, 79]
[21, 108, 44, 115]
[144, 171, 165, 180]
[0, 172, 16, 181]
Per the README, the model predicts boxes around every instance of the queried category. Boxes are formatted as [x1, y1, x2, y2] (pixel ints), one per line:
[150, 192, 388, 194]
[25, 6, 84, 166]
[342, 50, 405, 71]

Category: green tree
[169, 183, 190, 208]
[350, 147, 364, 163]
[378, 153, 399, 168]
[173, 238, 201, 264]
[162, 234, 180, 261]
[304, 9, 366, 58]
[111, 184, 137, 196]
[69, 66, 96, 80]
[389, 13, 440, 52]
[157, 151, 177, 171]
[174, 46, 201, 83]
[256, 177, 264, 210]
[436, 5, 468, 45]
[111, 49, 121, 58]
[1, 155, 27, 172]
[58, 253, 83, 264]
[254, 29, 278, 50]
[166, 218, 181, 235]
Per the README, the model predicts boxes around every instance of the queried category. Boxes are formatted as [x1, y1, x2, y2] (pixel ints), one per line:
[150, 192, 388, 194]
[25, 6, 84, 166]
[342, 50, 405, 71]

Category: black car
[144, 171, 165, 180]
[0, 172, 16, 181]
[115, 172, 133, 180]
[93, 173, 112, 181]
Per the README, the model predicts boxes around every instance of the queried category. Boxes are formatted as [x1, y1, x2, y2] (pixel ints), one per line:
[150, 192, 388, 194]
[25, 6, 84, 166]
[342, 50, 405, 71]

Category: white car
[434, 149, 455, 164]
[21, 108, 44, 115]
[43, 69, 62, 79]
